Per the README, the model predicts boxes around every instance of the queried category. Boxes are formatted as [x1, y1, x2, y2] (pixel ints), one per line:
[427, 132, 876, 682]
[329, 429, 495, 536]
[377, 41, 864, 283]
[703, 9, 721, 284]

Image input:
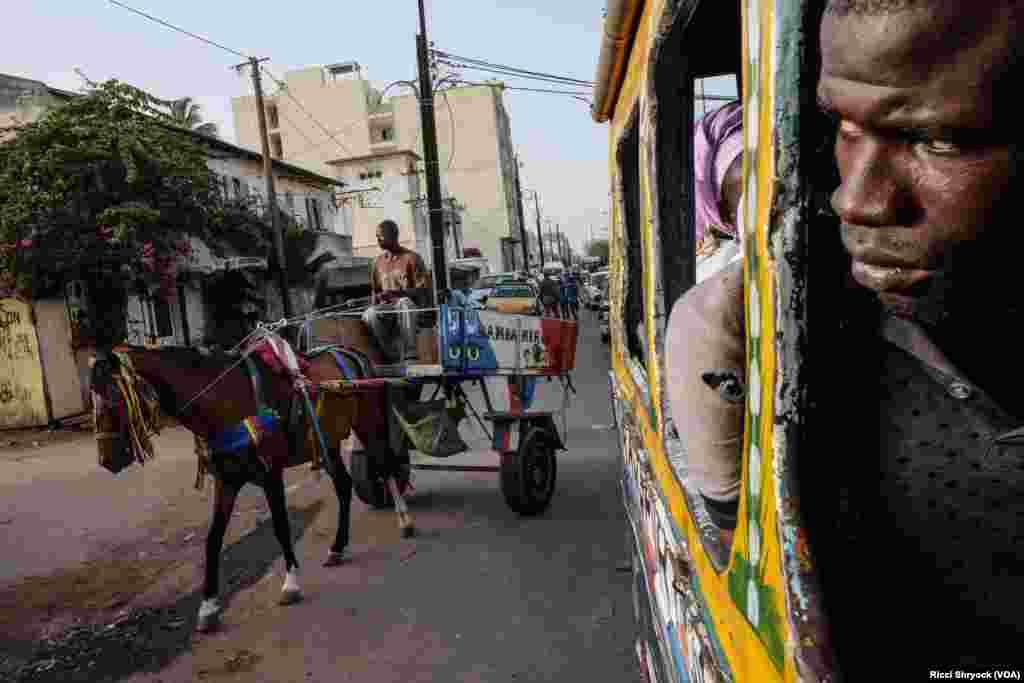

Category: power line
[107, 0, 249, 59]
[432, 49, 593, 87]
[503, 85, 591, 97]
[107, 2, 357, 163]
[437, 59, 590, 89]
[435, 55, 590, 87]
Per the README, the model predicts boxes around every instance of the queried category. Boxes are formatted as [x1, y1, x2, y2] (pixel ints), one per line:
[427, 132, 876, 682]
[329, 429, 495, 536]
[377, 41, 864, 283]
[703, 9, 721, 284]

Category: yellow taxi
[484, 283, 539, 315]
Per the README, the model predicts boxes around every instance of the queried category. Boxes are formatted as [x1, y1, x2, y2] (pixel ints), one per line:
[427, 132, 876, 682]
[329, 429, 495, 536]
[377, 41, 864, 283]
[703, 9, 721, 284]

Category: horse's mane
[118, 345, 243, 373]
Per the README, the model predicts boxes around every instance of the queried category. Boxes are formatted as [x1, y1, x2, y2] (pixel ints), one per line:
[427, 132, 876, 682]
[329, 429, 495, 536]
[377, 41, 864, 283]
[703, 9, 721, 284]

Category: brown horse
[88, 339, 408, 632]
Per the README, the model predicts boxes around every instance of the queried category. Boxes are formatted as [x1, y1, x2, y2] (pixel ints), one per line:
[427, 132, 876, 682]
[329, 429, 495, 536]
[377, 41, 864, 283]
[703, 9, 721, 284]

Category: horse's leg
[198, 476, 240, 632]
[324, 446, 353, 567]
[386, 476, 415, 539]
[263, 469, 303, 605]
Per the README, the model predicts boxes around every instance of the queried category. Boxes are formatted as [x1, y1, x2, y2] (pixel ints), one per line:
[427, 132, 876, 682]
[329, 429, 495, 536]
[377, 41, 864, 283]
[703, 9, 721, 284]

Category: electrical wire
[432, 50, 593, 87]
[450, 79, 591, 106]
[107, 2, 356, 165]
[107, 0, 249, 59]
[437, 59, 590, 89]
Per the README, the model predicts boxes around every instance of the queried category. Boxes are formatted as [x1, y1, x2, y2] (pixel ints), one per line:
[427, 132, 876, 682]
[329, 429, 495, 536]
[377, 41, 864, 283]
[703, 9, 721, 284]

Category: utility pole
[532, 191, 545, 266]
[416, 0, 448, 297]
[238, 56, 293, 320]
[513, 154, 529, 272]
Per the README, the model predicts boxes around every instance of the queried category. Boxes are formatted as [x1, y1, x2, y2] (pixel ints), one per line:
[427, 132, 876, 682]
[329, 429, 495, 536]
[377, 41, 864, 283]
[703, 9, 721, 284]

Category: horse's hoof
[279, 589, 303, 606]
[197, 599, 221, 633]
[279, 570, 302, 605]
[401, 525, 416, 539]
[323, 550, 348, 567]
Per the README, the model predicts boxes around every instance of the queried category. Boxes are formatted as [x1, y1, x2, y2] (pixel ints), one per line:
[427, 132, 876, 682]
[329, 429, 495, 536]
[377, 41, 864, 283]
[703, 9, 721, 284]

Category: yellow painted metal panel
[603, 0, 806, 679]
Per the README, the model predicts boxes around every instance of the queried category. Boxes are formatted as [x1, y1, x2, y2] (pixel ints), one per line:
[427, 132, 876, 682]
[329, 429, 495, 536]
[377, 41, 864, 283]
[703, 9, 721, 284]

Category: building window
[306, 197, 323, 231]
[152, 297, 174, 339]
[231, 177, 242, 200]
[619, 120, 645, 366]
[267, 103, 279, 129]
[271, 133, 283, 159]
[381, 127, 393, 141]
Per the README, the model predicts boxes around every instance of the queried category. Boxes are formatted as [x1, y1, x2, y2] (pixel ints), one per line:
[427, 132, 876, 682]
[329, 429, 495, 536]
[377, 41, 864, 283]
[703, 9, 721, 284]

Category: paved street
[0, 312, 639, 682]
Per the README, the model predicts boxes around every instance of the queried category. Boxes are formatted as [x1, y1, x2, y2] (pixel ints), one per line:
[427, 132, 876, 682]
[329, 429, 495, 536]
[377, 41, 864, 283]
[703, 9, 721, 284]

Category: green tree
[164, 96, 219, 138]
[587, 238, 609, 263]
[0, 79, 266, 345]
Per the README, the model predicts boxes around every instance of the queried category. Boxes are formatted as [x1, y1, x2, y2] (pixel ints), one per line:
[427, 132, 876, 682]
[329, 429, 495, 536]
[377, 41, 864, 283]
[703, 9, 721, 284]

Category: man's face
[818, 3, 1019, 319]
[377, 226, 395, 251]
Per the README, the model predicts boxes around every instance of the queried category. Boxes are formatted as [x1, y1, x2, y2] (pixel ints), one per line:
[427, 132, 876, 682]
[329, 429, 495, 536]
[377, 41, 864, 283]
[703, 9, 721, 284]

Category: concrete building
[231, 62, 525, 272]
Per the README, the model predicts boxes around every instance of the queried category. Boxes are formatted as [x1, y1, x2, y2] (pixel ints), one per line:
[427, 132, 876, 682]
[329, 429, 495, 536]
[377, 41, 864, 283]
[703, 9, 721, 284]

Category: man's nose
[831, 137, 913, 227]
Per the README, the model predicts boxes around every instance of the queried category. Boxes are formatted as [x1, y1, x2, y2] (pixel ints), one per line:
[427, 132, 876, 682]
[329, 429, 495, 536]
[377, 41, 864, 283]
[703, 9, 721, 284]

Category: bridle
[93, 350, 163, 467]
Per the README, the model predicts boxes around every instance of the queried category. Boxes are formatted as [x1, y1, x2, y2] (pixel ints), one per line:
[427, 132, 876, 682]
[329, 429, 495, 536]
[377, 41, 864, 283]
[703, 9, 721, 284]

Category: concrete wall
[33, 299, 85, 420]
[232, 67, 374, 178]
[332, 154, 423, 259]
[394, 84, 519, 271]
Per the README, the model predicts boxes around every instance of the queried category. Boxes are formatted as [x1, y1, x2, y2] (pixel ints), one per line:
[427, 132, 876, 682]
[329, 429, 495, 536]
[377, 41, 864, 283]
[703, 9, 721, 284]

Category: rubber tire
[601, 332, 610, 343]
[350, 447, 411, 509]
[500, 427, 558, 516]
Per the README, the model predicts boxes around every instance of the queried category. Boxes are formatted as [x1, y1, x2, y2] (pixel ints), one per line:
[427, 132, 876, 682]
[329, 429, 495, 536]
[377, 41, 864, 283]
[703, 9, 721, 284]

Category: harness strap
[194, 353, 270, 489]
[242, 354, 264, 405]
[331, 349, 354, 379]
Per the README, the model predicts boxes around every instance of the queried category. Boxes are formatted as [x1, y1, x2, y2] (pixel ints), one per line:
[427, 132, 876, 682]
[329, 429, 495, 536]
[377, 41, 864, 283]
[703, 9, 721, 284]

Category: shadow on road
[0, 499, 324, 683]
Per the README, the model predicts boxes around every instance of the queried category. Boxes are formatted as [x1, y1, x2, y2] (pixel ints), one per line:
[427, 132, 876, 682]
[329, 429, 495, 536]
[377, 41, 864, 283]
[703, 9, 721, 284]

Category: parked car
[485, 283, 540, 315]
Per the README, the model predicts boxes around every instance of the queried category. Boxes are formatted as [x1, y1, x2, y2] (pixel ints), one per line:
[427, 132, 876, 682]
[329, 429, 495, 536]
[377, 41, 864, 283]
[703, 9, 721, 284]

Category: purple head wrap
[694, 101, 743, 245]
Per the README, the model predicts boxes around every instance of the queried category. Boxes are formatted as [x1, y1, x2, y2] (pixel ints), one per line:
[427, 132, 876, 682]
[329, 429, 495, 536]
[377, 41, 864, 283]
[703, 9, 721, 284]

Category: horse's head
[89, 348, 163, 474]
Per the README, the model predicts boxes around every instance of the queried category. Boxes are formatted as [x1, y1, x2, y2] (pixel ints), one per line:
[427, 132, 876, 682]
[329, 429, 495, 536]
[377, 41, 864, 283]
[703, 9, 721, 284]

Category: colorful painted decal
[621, 418, 732, 683]
[439, 305, 577, 375]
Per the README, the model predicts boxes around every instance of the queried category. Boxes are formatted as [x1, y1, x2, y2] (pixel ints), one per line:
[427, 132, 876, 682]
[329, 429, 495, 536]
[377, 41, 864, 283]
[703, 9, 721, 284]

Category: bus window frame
[645, 0, 744, 572]
[615, 112, 647, 369]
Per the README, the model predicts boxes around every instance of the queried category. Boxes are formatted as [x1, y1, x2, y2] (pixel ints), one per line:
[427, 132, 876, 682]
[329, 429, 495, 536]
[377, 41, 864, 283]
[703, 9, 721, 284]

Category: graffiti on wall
[0, 302, 37, 362]
[0, 298, 47, 427]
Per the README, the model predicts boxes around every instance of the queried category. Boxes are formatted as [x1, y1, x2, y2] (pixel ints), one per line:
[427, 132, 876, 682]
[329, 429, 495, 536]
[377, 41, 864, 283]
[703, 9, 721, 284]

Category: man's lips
[851, 261, 934, 293]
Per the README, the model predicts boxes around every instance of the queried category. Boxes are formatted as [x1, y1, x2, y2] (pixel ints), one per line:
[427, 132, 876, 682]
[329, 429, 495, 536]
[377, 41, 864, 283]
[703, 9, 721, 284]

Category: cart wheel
[350, 447, 411, 509]
[501, 427, 558, 515]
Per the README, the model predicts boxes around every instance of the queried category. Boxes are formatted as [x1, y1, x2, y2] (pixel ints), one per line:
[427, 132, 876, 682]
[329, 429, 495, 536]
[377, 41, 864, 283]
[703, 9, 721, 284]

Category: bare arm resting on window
[665, 259, 745, 527]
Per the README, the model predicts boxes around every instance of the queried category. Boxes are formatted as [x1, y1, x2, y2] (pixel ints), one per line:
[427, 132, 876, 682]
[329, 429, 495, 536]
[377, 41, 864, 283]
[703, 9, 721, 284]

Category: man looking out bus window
[667, 0, 1023, 669]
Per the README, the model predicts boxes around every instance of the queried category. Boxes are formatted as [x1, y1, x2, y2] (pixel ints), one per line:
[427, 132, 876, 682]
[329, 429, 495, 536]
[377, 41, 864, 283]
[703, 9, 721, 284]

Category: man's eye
[837, 119, 864, 139]
[920, 139, 961, 156]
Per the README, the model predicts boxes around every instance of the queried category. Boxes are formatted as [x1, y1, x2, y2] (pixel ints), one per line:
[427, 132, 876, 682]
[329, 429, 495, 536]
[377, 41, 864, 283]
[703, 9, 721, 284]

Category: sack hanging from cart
[393, 398, 468, 458]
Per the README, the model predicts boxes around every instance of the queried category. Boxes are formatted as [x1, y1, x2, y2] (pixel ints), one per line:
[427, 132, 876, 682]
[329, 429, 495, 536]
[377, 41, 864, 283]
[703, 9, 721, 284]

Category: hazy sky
[6, 1, 735, 252]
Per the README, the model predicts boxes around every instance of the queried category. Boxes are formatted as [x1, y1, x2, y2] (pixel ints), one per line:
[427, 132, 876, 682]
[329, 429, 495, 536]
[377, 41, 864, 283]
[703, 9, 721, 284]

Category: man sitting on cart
[363, 219, 430, 362]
